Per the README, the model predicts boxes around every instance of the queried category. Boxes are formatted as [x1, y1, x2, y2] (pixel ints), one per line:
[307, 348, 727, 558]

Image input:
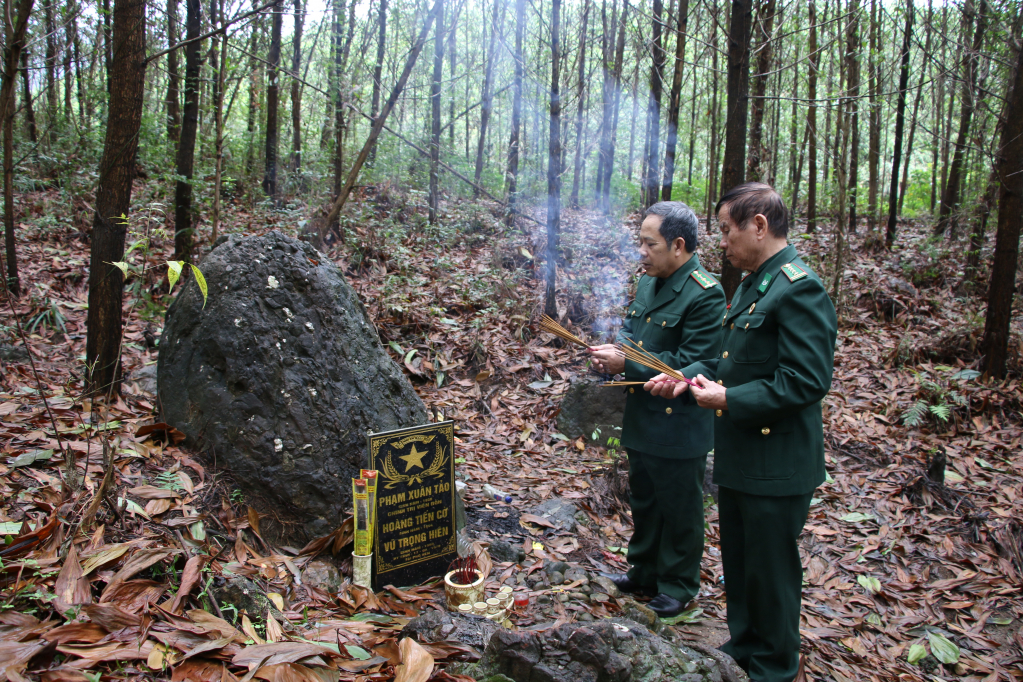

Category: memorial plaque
[367, 421, 457, 589]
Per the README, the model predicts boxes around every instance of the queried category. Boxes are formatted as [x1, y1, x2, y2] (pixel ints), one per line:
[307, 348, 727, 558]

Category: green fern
[904, 400, 929, 427]
[929, 403, 951, 421]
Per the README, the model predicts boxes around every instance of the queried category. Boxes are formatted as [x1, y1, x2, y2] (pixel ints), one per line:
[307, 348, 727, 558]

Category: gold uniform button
[722, 351, 729, 359]
[646, 317, 651, 323]
[745, 323, 749, 330]
[661, 320, 666, 327]
[638, 340, 643, 347]
[717, 380, 723, 385]
[715, 409, 723, 417]
[629, 388, 635, 393]
[730, 323, 735, 329]
[761, 427, 771, 436]
[665, 407, 672, 414]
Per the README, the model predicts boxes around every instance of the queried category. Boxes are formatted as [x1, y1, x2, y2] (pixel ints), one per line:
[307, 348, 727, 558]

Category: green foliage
[902, 368, 971, 429]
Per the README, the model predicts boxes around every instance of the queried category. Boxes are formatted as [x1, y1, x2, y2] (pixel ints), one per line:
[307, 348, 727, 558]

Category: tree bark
[885, 0, 914, 248]
[545, 0, 562, 317]
[103, 0, 112, 90]
[1, 0, 34, 299]
[599, 0, 627, 213]
[166, 0, 182, 144]
[660, 0, 689, 200]
[85, 0, 145, 396]
[368, 0, 387, 163]
[290, 0, 303, 171]
[262, 0, 282, 202]
[569, 0, 589, 207]
[642, 0, 665, 208]
[846, 0, 860, 232]
[805, 0, 818, 233]
[934, 0, 986, 239]
[428, 0, 445, 224]
[704, 7, 720, 232]
[866, 0, 879, 233]
[330, 0, 346, 234]
[745, 0, 775, 182]
[44, 0, 58, 134]
[718, 0, 753, 298]
[980, 39, 1023, 377]
[172, 0, 202, 262]
[20, 49, 37, 144]
[245, 0, 262, 176]
[211, 0, 227, 244]
[505, 0, 525, 223]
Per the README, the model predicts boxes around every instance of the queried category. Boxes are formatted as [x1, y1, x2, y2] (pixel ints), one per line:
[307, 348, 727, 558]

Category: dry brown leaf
[232, 642, 335, 670]
[81, 603, 141, 631]
[171, 658, 238, 682]
[79, 542, 132, 575]
[187, 609, 247, 644]
[99, 547, 178, 602]
[53, 543, 92, 615]
[128, 485, 181, 499]
[0, 640, 46, 680]
[145, 498, 174, 516]
[248, 506, 261, 535]
[241, 615, 265, 646]
[42, 623, 107, 645]
[253, 662, 336, 682]
[170, 555, 207, 614]
[265, 612, 285, 643]
[393, 638, 434, 682]
[101, 579, 166, 611]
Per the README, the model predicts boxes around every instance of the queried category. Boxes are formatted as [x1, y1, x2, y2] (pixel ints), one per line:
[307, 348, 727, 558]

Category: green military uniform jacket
[681, 245, 838, 495]
[617, 254, 726, 459]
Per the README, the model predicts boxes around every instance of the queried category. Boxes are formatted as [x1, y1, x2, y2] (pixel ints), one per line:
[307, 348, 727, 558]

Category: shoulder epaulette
[781, 263, 808, 282]
[691, 269, 719, 289]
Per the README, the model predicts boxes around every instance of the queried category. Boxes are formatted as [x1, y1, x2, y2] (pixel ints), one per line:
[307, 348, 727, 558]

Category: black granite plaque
[367, 421, 457, 590]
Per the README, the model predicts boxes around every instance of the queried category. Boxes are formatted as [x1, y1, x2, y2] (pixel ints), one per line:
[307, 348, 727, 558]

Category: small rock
[544, 561, 570, 576]
[576, 612, 594, 622]
[558, 593, 570, 603]
[620, 599, 663, 634]
[549, 571, 565, 586]
[212, 575, 286, 622]
[129, 364, 158, 395]
[527, 498, 578, 532]
[488, 539, 525, 564]
[591, 575, 621, 598]
[590, 592, 609, 604]
[569, 591, 587, 600]
[564, 567, 587, 583]
[580, 584, 592, 595]
[301, 559, 342, 592]
[516, 573, 528, 585]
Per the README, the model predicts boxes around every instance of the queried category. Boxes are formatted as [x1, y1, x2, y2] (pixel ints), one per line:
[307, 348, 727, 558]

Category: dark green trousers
[625, 449, 707, 602]
[718, 486, 814, 682]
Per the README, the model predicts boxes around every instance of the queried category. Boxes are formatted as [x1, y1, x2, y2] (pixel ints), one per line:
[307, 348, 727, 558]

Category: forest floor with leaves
[0, 181, 1022, 682]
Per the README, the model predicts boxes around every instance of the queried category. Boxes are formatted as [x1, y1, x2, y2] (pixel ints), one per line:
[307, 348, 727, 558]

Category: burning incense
[600, 381, 648, 387]
[360, 469, 379, 542]
[447, 553, 479, 585]
[538, 315, 590, 348]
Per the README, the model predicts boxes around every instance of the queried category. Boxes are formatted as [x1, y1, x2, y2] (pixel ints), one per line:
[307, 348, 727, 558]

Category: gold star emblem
[399, 444, 428, 471]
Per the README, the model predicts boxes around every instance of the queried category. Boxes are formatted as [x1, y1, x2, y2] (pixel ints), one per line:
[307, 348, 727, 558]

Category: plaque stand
[353, 553, 372, 588]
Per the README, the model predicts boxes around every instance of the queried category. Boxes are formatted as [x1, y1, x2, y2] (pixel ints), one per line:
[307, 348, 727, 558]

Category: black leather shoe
[597, 572, 657, 597]
[647, 593, 689, 618]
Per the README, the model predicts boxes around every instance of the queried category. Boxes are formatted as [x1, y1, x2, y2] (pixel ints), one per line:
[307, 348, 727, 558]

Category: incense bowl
[444, 569, 485, 611]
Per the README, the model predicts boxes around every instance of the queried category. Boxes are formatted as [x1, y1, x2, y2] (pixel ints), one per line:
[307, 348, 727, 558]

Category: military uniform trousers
[624, 448, 707, 603]
[718, 486, 814, 682]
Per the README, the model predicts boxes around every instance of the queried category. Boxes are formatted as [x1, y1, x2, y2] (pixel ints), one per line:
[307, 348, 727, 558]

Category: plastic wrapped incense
[360, 469, 379, 548]
[353, 478, 371, 556]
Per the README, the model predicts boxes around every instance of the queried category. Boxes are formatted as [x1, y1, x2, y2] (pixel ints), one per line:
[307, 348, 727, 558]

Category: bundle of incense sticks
[353, 478, 371, 556]
[600, 381, 648, 387]
[616, 338, 699, 387]
[538, 315, 590, 348]
[360, 469, 379, 536]
[448, 553, 479, 585]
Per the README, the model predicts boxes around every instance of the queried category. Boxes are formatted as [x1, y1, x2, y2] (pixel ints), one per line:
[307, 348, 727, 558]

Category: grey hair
[644, 201, 699, 253]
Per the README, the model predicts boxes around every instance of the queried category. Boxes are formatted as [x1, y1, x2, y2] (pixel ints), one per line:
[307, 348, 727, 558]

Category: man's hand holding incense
[690, 374, 727, 410]
[588, 344, 625, 375]
[645, 373, 687, 398]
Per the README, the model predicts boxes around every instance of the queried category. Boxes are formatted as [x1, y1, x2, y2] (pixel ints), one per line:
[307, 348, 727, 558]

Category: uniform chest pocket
[733, 313, 774, 364]
[636, 311, 681, 352]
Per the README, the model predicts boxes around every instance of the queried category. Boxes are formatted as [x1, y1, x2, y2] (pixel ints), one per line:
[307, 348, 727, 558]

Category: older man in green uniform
[588, 201, 726, 618]
[647, 183, 837, 682]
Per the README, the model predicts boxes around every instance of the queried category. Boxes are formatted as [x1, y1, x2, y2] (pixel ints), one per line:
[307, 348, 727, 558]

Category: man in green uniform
[646, 183, 837, 682]
[588, 201, 726, 618]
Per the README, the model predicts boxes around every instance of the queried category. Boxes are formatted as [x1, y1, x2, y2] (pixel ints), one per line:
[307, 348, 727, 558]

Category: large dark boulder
[557, 378, 625, 441]
[158, 231, 427, 539]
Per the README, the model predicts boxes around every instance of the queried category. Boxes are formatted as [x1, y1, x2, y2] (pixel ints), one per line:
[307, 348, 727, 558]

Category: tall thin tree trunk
[705, 8, 720, 232]
[262, 0, 282, 202]
[245, 1, 261, 176]
[595, 0, 615, 208]
[475, 0, 502, 196]
[505, 0, 525, 223]
[660, 0, 689, 200]
[980, 39, 1023, 377]
[846, 1, 860, 232]
[85, 0, 145, 395]
[545, 0, 562, 317]
[103, 0, 112, 91]
[687, 70, 696, 185]
[172, 0, 202, 262]
[569, 0, 589, 207]
[934, 0, 986, 239]
[626, 63, 637, 182]
[897, 0, 931, 215]
[1, 0, 34, 299]
[719, 0, 753, 297]
[805, 1, 819, 233]
[211, 0, 227, 243]
[642, 0, 665, 208]
[787, 38, 800, 208]
[866, 0, 879, 233]
[290, 0, 303, 171]
[428, 0, 445, 224]
[600, 0, 627, 213]
[746, 0, 775, 182]
[62, 0, 73, 119]
[330, 0, 346, 235]
[44, 0, 58, 135]
[20, 49, 37, 144]
[885, 0, 914, 248]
